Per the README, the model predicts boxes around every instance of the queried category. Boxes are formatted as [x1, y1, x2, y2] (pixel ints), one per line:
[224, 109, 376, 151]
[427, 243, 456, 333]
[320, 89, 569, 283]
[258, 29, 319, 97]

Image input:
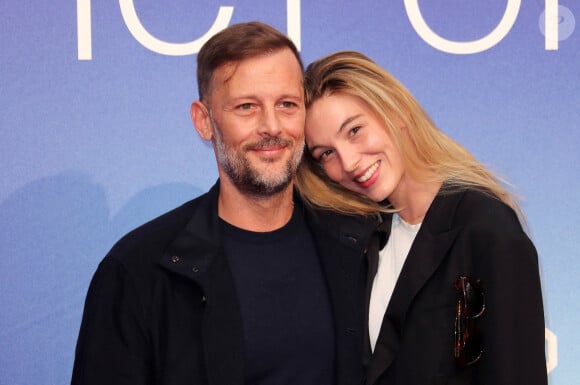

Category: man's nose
[258, 108, 282, 136]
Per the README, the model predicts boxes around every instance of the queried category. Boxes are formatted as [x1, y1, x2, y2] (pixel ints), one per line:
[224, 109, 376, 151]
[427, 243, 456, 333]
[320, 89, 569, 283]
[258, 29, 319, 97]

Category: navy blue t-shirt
[220, 204, 335, 385]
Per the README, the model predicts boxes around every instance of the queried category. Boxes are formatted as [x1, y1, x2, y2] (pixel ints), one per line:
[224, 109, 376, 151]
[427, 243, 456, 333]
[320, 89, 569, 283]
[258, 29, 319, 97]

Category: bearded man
[71, 21, 376, 385]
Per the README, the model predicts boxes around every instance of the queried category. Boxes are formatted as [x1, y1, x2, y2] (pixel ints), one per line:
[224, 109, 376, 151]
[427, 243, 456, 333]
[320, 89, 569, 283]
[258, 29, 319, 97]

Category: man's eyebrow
[279, 93, 304, 99]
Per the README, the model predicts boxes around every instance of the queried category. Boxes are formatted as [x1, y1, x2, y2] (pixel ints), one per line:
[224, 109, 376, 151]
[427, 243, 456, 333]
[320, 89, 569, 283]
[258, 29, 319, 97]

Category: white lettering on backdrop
[77, 0, 302, 60]
[78, 0, 572, 59]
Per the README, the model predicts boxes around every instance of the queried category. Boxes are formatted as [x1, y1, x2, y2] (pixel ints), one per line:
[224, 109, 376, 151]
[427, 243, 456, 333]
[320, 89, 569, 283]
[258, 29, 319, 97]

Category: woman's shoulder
[445, 189, 523, 233]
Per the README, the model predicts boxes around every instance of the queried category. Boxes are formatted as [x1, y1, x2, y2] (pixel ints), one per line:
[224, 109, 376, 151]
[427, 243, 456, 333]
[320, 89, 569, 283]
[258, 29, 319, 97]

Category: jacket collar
[159, 181, 221, 283]
[367, 190, 467, 384]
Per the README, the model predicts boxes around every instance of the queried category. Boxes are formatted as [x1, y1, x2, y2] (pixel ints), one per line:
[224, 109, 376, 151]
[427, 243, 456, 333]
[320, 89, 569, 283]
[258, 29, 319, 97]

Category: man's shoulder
[105, 189, 214, 266]
[298, 196, 380, 251]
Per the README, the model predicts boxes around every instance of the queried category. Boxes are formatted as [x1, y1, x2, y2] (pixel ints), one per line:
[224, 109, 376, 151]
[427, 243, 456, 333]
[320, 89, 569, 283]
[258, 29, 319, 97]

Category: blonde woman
[297, 51, 547, 385]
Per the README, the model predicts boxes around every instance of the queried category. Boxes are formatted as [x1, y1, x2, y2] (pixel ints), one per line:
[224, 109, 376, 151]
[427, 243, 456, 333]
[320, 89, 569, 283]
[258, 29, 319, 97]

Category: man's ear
[190, 101, 213, 141]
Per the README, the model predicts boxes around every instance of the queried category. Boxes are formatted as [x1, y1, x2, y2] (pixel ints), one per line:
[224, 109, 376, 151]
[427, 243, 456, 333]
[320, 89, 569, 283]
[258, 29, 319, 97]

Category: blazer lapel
[367, 192, 465, 384]
[363, 214, 391, 365]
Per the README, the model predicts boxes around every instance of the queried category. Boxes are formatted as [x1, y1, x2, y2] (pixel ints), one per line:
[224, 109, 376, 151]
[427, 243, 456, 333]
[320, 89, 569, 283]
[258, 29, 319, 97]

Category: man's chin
[237, 177, 292, 197]
[221, 153, 298, 197]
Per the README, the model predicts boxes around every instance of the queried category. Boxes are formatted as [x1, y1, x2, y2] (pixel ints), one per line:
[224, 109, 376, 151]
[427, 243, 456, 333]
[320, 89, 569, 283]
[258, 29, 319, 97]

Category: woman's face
[305, 93, 406, 203]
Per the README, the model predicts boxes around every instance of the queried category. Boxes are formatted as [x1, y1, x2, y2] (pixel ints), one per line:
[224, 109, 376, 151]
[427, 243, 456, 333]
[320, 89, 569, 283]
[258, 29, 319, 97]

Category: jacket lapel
[159, 182, 245, 385]
[304, 204, 378, 385]
[367, 191, 465, 384]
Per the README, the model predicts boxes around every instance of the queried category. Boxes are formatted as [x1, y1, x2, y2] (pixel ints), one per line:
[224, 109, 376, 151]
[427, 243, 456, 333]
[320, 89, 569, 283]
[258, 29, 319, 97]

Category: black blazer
[367, 189, 547, 385]
[71, 182, 376, 385]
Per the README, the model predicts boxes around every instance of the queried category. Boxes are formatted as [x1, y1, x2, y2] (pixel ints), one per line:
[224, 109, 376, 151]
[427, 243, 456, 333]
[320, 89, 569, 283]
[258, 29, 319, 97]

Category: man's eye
[279, 101, 297, 108]
[237, 103, 253, 110]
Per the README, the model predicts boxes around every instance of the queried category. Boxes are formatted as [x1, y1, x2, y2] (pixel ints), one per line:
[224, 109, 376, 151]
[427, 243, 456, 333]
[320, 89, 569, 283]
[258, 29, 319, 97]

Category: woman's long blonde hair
[296, 50, 522, 219]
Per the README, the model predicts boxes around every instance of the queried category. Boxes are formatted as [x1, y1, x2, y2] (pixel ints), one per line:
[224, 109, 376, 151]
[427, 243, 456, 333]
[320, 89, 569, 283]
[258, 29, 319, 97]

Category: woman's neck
[389, 177, 441, 225]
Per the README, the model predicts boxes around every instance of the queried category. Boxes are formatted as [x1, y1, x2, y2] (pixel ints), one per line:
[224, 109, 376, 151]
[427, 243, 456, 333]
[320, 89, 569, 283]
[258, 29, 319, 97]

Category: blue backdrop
[1, 1, 578, 383]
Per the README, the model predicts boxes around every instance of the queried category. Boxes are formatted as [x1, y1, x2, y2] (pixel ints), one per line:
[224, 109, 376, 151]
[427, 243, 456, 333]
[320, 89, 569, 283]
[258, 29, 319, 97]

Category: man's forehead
[210, 49, 302, 90]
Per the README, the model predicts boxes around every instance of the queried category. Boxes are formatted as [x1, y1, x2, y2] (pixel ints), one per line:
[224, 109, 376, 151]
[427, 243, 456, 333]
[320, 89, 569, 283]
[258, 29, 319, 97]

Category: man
[71, 22, 376, 385]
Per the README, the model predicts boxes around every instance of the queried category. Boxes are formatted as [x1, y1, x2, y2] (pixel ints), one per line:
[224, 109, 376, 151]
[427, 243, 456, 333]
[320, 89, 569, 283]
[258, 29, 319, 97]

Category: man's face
[205, 48, 305, 197]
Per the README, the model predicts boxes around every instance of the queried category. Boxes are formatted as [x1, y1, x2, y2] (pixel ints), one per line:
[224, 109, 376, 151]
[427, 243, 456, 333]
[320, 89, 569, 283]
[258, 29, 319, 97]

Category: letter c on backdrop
[119, 0, 234, 56]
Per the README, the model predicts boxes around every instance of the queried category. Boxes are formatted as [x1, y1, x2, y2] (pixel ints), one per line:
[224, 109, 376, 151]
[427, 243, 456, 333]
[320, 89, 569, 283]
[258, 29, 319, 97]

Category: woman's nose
[339, 149, 360, 173]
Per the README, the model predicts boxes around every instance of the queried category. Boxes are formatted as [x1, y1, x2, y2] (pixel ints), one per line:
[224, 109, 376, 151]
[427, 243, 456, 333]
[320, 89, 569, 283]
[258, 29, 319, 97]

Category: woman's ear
[190, 101, 213, 141]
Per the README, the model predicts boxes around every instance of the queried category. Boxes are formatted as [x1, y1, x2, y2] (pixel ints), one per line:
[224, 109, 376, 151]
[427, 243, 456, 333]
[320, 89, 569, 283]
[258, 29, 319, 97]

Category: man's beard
[212, 119, 304, 197]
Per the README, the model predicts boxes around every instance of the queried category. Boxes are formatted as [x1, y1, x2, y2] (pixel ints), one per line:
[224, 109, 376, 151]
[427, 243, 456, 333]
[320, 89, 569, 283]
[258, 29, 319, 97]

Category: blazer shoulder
[449, 190, 538, 264]
[453, 189, 523, 232]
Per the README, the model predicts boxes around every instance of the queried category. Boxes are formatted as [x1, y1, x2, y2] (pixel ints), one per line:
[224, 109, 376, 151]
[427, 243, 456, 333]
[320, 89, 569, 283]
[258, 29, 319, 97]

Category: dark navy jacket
[72, 182, 377, 385]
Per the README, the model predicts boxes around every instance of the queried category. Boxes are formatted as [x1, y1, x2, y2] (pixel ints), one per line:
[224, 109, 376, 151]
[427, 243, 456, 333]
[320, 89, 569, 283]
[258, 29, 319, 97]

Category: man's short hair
[197, 21, 303, 102]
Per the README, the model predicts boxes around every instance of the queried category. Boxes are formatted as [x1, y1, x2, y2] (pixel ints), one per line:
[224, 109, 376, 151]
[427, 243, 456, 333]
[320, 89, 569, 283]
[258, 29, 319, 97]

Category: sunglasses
[454, 275, 485, 367]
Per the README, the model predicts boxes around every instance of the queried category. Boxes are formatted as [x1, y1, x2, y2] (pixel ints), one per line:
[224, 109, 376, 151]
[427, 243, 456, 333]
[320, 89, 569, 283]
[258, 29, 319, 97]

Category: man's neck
[217, 179, 295, 232]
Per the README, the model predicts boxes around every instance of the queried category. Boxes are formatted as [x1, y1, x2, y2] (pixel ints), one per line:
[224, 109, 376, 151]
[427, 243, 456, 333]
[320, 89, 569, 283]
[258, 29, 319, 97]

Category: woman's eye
[349, 126, 361, 136]
[317, 149, 333, 162]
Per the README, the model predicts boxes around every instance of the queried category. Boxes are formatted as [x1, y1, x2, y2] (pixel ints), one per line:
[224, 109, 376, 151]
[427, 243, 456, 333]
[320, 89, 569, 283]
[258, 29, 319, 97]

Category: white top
[368, 213, 421, 352]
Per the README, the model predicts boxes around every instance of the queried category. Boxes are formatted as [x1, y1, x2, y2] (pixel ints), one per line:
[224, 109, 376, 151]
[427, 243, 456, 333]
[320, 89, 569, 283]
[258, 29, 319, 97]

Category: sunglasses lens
[465, 281, 485, 318]
[462, 321, 483, 365]
[454, 275, 484, 367]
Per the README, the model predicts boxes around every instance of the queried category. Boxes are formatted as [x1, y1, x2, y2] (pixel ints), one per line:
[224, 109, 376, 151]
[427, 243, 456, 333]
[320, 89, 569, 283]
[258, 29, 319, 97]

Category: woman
[296, 51, 547, 385]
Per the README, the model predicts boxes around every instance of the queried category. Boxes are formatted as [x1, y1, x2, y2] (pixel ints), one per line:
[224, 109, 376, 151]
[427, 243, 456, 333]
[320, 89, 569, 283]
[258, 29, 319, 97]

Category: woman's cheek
[324, 162, 343, 183]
